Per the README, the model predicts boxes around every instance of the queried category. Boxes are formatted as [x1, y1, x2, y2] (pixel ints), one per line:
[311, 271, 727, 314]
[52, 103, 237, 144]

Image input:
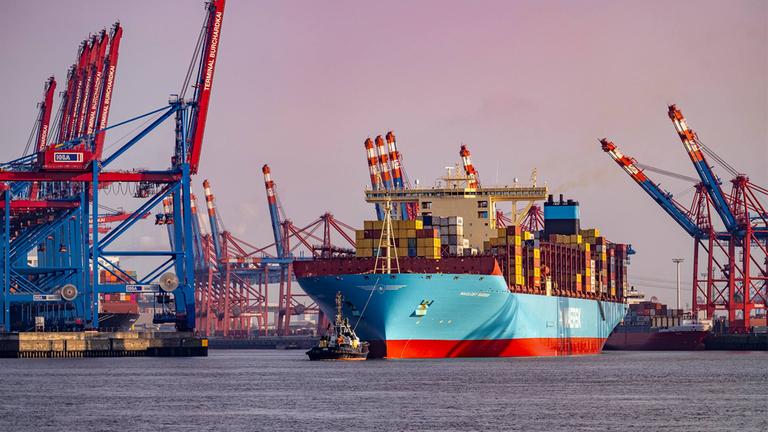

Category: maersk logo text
[561, 307, 582, 329]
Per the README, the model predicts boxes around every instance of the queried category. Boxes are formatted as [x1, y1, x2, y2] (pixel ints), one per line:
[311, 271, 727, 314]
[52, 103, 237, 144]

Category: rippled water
[0, 350, 766, 431]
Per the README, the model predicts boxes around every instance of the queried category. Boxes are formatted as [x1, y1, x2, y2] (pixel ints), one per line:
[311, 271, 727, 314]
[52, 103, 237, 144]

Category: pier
[0, 331, 207, 358]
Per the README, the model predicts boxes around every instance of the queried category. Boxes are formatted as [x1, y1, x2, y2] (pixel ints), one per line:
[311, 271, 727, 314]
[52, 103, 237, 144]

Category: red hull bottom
[367, 338, 608, 359]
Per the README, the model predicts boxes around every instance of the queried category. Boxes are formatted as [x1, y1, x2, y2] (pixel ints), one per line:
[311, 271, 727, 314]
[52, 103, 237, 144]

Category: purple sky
[2, 0, 767, 305]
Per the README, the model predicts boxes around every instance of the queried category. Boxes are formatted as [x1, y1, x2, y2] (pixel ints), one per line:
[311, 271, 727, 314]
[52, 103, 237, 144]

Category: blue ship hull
[298, 273, 627, 358]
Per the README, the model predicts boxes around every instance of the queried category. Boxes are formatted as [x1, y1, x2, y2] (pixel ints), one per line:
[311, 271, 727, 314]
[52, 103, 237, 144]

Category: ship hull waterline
[297, 273, 627, 359]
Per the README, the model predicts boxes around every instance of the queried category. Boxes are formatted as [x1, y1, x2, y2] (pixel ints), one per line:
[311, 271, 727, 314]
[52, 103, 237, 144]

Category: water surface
[0, 350, 765, 431]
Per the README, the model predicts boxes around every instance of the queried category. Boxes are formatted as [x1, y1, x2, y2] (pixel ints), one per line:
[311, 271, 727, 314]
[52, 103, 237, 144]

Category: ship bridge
[364, 169, 548, 250]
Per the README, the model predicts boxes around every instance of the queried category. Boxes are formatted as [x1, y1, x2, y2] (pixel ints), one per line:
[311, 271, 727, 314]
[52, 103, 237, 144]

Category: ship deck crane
[386, 131, 411, 220]
[364, 138, 385, 220]
[459, 144, 480, 189]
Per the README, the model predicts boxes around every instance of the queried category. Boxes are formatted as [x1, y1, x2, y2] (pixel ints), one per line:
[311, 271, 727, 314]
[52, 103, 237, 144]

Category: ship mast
[335, 291, 344, 326]
[373, 199, 400, 274]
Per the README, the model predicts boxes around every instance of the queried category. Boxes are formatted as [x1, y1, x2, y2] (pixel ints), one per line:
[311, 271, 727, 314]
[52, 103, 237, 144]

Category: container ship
[604, 293, 712, 351]
[294, 138, 632, 359]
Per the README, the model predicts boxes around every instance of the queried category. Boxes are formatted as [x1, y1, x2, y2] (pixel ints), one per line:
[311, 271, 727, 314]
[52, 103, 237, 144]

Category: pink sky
[2, 0, 767, 305]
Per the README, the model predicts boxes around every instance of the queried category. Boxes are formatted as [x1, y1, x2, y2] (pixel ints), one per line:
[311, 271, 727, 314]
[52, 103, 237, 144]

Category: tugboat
[306, 291, 369, 361]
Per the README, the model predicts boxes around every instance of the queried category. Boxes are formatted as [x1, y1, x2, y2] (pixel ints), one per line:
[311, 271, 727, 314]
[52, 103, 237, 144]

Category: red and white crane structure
[459, 144, 480, 189]
[363, 131, 417, 220]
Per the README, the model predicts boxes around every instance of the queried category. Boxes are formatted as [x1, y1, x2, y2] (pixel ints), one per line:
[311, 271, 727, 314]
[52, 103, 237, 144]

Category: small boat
[306, 291, 369, 361]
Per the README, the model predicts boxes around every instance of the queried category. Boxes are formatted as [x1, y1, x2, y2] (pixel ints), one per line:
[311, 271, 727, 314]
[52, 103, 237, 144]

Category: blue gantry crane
[0, 0, 227, 332]
[602, 104, 768, 332]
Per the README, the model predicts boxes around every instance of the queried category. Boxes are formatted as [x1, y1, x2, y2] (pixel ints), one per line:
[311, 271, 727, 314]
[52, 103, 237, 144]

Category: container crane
[39, 22, 120, 170]
[602, 105, 768, 332]
[0, 0, 227, 332]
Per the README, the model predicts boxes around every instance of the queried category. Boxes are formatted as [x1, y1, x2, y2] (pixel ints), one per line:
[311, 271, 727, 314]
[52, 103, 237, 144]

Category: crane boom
[56, 66, 76, 143]
[93, 23, 123, 160]
[386, 131, 410, 220]
[262, 164, 285, 258]
[64, 41, 90, 141]
[83, 30, 109, 140]
[30, 77, 57, 200]
[187, 0, 226, 174]
[202, 179, 222, 263]
[667, 105, 738, 231]
[75, 35, 100, 138]
[364, 137, 385, 220]
[36, 77, 57, 152]
[375, 135, 394, 190]
[460, 144, 480, 188]
[601, 139, 704, 238]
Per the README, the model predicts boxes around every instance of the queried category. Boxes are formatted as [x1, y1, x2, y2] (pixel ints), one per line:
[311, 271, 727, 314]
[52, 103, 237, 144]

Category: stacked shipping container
[422, 215, 475, 256]
[353, 214, 629, 301]
[355, 219, 441, 259]
[99, 269, 138, 284]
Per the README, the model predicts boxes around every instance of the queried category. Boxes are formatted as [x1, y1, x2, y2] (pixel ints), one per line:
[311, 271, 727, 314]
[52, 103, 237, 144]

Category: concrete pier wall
[0, 331, 207, 358]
